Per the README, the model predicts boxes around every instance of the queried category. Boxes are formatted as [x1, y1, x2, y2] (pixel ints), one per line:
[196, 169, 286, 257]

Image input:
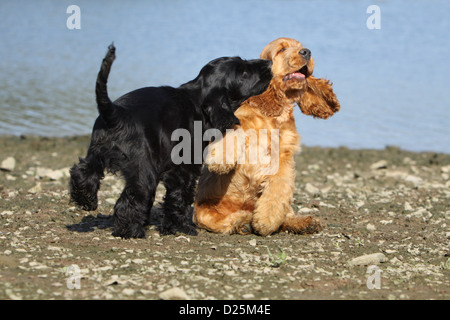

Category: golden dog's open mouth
[283, 65, 308, 82]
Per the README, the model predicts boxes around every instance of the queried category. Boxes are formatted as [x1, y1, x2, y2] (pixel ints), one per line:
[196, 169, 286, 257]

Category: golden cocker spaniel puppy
[193, 38, 340, 236]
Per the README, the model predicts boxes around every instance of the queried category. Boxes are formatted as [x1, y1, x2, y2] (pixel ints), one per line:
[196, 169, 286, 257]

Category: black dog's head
[184, 57, 273, 132]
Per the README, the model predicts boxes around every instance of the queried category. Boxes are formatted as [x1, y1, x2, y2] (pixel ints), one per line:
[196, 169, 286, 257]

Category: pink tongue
[291, 72, 305, 79]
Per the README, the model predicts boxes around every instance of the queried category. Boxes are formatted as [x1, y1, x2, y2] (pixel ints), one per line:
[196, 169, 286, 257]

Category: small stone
[366, 223, 376, 232]
[242, 293, 255, 299]
[1, 157, 16, 171]
[403, 157, 416, 165]
[35, 167, 69, 180]
[46, 169, 67, 180]
[444, 211, 450, 220]
[404, 175, 422, 186]
[175, 235, 190, 243]
[370, 160, 387, 170]
[159, 287, 189, 300]
[104, 275, 121, 286]
[355, 201, 365, 209]
[122, 288, 135, 296]
[305, 183, 320, 194]
[105, 198, 116, 205]
[347, 253, 388, 267]
[29, 262, 49, 270]
[51, 282, 63, 287]
[298, 207, 313, 213]
[47, 246, 63, 251]
[407, 208, 432, 220]
[97, 266, 113, 272]
[28, 183, 42, 194]
[132, 259, 145, 264]
[167, 266, 177, 273]
[5, 289, 21, 300]
[248, 239, 257, 246]
[404, 202, 413, 211]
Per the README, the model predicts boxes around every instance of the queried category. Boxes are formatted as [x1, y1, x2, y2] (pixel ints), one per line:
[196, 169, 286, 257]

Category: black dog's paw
[213, 114, 240, 133]
[69, 192, 98, 211]
[217, 117, 240, 133]
[112, 223, 146, 239]
[80, 198, 98, 211]
[206, 104, 241, 133]
[159, 222, 198, 236]
[179, 224, 198, 236]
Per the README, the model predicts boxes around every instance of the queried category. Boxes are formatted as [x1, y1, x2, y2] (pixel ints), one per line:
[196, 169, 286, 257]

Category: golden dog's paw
[252, 220, 280, 237]
[205, 146, 235, 174]
[251, 206, 288, 237]
[301, 216, 323, 234]
[207, 162, 235, 174]
[280, 215, 323, 234]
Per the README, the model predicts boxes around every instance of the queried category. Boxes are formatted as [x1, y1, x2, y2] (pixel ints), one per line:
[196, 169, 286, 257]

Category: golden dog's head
[261, 37, 340, 119]
[261, 37, 314, 91]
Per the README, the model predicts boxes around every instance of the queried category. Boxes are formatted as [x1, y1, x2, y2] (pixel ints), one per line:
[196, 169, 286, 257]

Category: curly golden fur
[193, 38, 340, 236]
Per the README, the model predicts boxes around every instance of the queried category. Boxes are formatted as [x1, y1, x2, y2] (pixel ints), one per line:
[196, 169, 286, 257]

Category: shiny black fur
[69, 45, 272, 238]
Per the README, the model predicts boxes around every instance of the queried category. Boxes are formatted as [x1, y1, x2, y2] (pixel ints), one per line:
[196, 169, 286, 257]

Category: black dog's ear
[202, 98, 240, 133]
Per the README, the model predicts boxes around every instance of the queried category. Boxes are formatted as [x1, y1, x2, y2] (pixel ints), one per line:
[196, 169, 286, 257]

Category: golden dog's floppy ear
[297, 76, 340, 119]
[260, 44, 274, 60]
[260, 37, 292, 60]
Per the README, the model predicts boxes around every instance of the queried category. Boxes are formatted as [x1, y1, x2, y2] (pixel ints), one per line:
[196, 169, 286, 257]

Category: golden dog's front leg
[205, 128, 246, 175]
[251, 161, 295, 236]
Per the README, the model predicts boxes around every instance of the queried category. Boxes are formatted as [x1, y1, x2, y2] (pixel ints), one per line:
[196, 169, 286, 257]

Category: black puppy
[69, 45, 272, 238]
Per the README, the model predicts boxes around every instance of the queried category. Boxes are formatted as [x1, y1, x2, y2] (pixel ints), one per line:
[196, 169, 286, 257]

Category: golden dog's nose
[299, 48, 311, 60]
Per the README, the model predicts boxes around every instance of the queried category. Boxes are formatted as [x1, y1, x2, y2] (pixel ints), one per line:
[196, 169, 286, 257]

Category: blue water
[0, 0, 449, 153]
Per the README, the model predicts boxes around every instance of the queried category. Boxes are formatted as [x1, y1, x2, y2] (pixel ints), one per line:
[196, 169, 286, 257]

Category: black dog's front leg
[112, 172, 156, 239]
[159, 168, 198, 236]
[69, 152, 105, 211]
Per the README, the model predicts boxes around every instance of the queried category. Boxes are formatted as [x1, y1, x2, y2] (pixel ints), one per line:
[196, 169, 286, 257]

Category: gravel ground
[0, 135, 449, 300]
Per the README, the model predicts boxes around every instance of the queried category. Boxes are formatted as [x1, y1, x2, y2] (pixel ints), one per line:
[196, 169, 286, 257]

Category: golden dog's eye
[278, 47, 286, 54]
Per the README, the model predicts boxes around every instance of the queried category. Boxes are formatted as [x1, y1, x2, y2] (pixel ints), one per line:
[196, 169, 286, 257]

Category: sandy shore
[0, 135, 449, 300]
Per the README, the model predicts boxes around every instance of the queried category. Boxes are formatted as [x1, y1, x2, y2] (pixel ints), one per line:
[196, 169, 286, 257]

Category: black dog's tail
[95, 43, 116, 124]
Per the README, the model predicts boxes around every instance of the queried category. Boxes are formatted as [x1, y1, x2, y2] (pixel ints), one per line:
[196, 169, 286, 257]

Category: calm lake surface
[1, 0, 449, 153]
